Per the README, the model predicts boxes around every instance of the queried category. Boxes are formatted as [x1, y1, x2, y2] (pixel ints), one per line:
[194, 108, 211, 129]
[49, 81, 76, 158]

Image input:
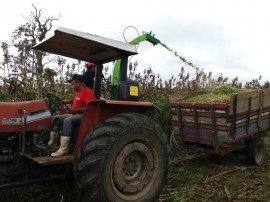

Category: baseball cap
[68, 74, 84, 83]
[85, 62, 96, 67]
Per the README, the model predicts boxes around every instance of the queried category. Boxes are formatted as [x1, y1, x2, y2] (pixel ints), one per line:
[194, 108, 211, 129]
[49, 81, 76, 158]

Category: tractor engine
[0, 100, 52, 157]
[0, 132, 19, 156]
[0, 100, 52, 133]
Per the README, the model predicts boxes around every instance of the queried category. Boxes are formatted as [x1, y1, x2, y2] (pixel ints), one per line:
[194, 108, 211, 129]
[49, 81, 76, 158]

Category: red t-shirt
[72, 87, 95, 109]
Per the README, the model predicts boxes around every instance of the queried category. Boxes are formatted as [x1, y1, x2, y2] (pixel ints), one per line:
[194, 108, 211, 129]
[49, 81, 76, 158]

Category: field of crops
[1, 136, 269, 202]
[160, 137, 270, 201]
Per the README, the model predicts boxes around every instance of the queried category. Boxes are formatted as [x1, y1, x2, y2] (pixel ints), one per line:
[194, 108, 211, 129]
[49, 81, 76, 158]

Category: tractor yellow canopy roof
[33, 27, 138, 64]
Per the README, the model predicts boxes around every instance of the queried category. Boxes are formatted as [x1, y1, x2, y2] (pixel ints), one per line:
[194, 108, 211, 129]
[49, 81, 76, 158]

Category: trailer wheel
[74, 113, 169, 202]
[245, 138, 266, 166]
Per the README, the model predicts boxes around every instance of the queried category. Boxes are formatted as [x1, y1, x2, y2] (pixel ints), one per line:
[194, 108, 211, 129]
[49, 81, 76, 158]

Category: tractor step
[27, 155, 73, 165]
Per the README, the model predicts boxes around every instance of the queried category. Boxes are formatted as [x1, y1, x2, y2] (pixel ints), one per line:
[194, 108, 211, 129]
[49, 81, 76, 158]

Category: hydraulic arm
[110, 31, 160, 99]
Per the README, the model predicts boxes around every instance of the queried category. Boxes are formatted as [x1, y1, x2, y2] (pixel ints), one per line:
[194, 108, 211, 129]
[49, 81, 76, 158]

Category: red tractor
[0, 27, 169, 202]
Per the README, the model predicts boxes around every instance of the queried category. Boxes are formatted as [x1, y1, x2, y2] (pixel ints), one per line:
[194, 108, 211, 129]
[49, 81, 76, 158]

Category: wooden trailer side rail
[170, 88, 270, 154]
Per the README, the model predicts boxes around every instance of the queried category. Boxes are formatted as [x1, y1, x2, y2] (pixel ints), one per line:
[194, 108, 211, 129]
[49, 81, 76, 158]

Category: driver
[48, 74, 95, 157]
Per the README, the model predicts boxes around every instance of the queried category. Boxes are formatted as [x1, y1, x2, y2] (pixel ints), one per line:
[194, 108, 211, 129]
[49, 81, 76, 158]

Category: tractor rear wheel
[74, 113, 169, 202]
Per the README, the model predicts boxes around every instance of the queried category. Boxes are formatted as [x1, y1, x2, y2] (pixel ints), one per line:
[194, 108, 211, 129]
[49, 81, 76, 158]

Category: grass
[160, 136, 270, 202]
[0, 178, 79, 202]
[1, 137, 270, 202]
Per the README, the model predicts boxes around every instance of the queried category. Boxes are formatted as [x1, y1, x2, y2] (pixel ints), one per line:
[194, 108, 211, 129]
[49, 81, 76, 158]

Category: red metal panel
[170, 102, 228, 109]
[73, 100, 156, 163]
[0, 100, 51, 132]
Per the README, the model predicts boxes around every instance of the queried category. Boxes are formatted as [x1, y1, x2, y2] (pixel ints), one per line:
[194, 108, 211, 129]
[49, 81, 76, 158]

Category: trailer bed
[170, 88, 270, 154]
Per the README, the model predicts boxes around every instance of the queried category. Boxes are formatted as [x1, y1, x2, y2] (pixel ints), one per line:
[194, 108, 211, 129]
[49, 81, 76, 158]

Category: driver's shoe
[48, 131, 59, 147]
[51, 136, 70, 157]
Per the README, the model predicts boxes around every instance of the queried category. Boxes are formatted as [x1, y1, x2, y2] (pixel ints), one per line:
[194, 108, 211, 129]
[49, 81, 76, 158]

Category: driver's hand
[63, 99, 73, 104]
[66, 108, 76, 115]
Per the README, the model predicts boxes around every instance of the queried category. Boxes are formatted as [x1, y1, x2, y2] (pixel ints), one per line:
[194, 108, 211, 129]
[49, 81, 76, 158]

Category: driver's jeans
[51, 114, 83, 136]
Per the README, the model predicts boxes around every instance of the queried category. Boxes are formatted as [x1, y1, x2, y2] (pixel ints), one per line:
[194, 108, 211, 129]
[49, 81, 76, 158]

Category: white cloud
[1, 0, 270, 85]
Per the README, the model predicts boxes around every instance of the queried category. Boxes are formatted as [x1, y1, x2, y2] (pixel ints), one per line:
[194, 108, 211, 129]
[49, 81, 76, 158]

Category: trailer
[170, 88, 270, 165]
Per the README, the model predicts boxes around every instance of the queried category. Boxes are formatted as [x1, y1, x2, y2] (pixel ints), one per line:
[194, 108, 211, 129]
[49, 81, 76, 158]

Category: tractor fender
[73, 99, 159, 160]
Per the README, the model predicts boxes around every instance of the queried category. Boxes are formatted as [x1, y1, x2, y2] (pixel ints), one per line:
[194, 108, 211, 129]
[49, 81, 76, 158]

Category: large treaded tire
[74, 113, 169, 202]
[245, 138, 266, 166]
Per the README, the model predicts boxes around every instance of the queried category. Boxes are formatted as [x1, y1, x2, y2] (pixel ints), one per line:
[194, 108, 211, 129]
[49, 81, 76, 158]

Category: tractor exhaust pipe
[18, 109, 27, 154]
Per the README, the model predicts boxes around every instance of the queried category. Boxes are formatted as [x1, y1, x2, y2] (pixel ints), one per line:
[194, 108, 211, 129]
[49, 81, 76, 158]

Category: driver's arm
[63, 99, 73, 105]
[66, 108, 85, 115]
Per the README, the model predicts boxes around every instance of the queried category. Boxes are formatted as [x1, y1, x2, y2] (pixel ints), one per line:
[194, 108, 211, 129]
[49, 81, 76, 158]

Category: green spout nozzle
[145, 33, 160, 45]
[130, 31, 160, 46]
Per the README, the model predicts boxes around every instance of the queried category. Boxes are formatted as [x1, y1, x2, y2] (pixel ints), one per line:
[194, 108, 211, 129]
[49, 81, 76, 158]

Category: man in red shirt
[83, 62, 96, 90]
[48, 74, 95, 157]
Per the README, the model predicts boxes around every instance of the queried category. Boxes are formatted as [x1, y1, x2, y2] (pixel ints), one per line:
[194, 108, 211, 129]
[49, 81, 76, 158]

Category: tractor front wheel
[74, 113, 169, 202]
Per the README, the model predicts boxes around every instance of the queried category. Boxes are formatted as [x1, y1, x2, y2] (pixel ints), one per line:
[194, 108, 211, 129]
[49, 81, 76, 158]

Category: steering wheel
[45, 92, 70, 114]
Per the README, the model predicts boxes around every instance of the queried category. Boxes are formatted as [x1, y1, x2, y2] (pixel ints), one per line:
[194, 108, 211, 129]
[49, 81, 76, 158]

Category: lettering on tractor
[2, 118, 22, 125]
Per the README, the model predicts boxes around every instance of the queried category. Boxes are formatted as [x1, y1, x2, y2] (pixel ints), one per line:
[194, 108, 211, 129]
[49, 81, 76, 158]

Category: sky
[1, 0, 270, 85]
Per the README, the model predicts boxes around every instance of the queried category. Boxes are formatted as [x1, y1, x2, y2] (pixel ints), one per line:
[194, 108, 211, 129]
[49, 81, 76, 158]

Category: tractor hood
[33, 27, 138, 64]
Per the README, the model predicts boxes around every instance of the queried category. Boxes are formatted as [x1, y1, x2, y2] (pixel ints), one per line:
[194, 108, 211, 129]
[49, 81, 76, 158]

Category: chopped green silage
[180, 85, 251, 103]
